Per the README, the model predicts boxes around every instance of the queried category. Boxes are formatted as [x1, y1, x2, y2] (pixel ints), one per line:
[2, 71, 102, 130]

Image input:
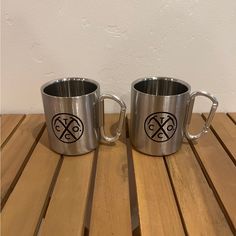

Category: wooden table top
[1, 113, 236, 236]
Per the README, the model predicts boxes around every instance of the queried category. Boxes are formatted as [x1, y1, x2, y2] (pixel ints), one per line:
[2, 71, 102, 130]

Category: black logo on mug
[144, 112, 177, 142]
[52, 113, 84, 143]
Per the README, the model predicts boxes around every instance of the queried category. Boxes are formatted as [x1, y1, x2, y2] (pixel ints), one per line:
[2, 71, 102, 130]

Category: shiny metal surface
[41, 78, 126, 155]
[99, 94, 126, 143]
[130, 77, 218, 156]
[184, 91, 218, 140]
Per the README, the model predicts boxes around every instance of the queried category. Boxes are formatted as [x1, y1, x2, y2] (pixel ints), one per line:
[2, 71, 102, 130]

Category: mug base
[131, 144, 179, 157]
[50, 146, 96, 156]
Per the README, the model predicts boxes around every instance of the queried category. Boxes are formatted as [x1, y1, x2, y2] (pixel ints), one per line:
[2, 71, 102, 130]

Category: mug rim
[41, 77, 100, 98]
[132, 76, 191, 97]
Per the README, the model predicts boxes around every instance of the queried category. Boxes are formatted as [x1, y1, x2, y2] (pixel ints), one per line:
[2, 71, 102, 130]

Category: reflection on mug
[130, 77, 218, 156]
[41, 78, 126, 155]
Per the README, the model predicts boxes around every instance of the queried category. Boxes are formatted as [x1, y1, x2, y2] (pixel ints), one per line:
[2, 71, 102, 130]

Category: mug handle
[184, 91, 218, 140]
[99, 94, 126, 143]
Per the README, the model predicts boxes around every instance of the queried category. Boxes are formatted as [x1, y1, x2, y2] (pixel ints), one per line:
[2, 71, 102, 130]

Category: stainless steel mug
[130, 77, 218, 156]
[41, 77, 126, 155]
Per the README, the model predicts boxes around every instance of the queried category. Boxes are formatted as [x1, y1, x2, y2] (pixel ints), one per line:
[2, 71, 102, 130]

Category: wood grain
[1, 114, 45, 203]
[2, 113, 236, 235]
[41, 152, 95, 236]
[89, 115, 132, 236]
[190, 114, 236, 229]
[228, 113, 236, 123]
[132, 149, 185, 236]
[1, 130, 60, 236]
[0, 114, 25, 146]
[203, 113, 236, 162]
[165, 143, 232, 235]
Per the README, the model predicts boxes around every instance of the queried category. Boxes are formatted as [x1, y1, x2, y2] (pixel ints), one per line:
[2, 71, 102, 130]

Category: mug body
[41, 78, 100, 155]
[130, 77, 191, 156]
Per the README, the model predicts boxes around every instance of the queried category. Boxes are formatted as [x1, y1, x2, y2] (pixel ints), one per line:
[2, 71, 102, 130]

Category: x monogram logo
[52, 113, 84, 143]
[149, 116, 173, 139]
[144, 112, 177, 142]
[54, 118, 78, 140]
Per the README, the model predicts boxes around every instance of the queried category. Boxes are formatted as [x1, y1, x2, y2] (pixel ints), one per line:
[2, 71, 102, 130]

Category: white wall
[2, 0, 236, 113]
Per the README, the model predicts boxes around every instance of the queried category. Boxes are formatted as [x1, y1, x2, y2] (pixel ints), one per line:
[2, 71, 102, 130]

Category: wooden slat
[165, 143, 232, 235]
[1, 130, 60, 236]
[1, 114, 45, 203]
[228, 113, 236, 123]
[132, 149, 185, 236]
[203, 113, 236, 162]
[41, 152, 95, 236]
[190, 114, 236, 229]
[0, 114, 25, 146]
[89, 115, 132, 236]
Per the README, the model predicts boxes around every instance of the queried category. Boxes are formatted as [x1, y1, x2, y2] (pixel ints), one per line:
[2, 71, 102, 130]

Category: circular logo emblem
[52, 113, 84, 143]
[144, 112, 177, 142]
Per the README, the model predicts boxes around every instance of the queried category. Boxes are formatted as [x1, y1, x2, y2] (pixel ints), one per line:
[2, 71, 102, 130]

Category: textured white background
[2, 0, 236, 113]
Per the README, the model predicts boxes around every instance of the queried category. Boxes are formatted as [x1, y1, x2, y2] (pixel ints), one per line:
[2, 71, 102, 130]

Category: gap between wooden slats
[84, 149, 99, 236]
[89, 114, 132, 236]
[125, 118, 141, 233]
[202, 113, 236, 165]
[227, 113, 236, 124]
[127, 114, 188, 236]
[1, 114, 45, 208]
[164, 142, 232, 235]
[189, 114, 236, 233]
[130, 132, 185, 236]
[34, 155, 64, 235]
[1, 130, 61, 236]
[0, 114, 26, 148]
[39, 151, 95, 236]
[131, 148, 185, 236]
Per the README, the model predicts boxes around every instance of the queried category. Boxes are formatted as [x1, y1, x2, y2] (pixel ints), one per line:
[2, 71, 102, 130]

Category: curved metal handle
[99, 94, 126, 143]
[184, 91, 218, 140]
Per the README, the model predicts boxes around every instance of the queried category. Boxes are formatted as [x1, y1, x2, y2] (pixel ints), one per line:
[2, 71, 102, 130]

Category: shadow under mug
[130, 77, 218, 156]
[41, 77, 126, 155]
